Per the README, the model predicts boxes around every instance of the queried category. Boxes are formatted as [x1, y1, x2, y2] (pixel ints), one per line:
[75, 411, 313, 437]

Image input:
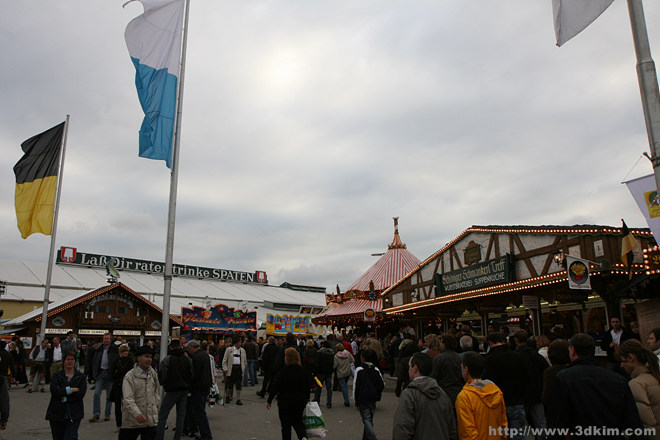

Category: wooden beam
[450, 247, 463, 270]
[541, 236, 562, 276]
[485, 234, 494, 260]
[513, 236, 580, 260]
[512, 234, 538, 278]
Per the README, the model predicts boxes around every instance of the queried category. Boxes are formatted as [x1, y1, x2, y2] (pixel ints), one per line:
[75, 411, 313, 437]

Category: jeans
[337, 376, 350, 405]
[49, 419, 81, 440]
[156, 390, 188, 440]
[314, 373, 333, 407]
[93, 370, 113, 418]
[243, 359, 258, 386]
[359, 402, 377, 440]
[506, 404, 527, 440]
[525, 402, 546, 440]
[189, 389, 212, 440]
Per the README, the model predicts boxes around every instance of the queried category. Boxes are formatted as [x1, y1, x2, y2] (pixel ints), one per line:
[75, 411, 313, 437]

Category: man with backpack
[315, 341, 335, 408]
[353, 349, 385, 440]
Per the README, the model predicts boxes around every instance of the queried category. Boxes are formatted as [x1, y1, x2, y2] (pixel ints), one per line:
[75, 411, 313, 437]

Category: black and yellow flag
[621, 219, 638, 279]
[14, 122, 65, 239]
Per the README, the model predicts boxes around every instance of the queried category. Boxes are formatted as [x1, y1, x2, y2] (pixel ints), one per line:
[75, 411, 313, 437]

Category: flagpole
[160, 0, 190, 361]
[627, 0, 660, 194]
[38, 115, 70, 343]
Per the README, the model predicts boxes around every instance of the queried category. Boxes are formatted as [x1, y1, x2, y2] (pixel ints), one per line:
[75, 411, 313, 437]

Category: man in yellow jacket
[455, 352, 507, 440]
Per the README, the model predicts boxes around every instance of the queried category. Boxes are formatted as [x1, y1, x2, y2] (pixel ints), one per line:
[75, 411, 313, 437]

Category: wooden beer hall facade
[3, 282, 183, 343]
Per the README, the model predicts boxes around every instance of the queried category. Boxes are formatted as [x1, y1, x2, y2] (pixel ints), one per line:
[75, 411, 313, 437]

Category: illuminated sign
[182, 303, 257, 334]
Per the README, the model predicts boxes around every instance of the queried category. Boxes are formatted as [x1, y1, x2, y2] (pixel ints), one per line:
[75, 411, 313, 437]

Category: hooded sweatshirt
[393, 376, 457, 440]
[333, 350, 354, 379]
[455, 379, 507, 440]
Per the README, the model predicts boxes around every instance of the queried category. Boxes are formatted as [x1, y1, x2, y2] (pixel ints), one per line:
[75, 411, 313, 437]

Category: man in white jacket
[121, 345, 160, 440]
[222, 337, 246, 405]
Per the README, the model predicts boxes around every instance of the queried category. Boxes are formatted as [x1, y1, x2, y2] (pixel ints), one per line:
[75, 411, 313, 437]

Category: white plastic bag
[303, 401, 326, 437]
[208, 383, 221, 408]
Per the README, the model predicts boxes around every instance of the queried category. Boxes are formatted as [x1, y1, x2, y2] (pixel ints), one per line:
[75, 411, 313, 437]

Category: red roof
[345, 218, 420, 293]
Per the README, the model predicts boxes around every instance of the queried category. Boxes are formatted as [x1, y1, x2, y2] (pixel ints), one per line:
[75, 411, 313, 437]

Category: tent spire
[389, 217, 407, 250]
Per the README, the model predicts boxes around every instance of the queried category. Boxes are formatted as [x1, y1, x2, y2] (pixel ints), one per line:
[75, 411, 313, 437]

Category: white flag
[566, 255, 591, 290]
[625, 174, 660, 239]
[553, 0, 614, 46]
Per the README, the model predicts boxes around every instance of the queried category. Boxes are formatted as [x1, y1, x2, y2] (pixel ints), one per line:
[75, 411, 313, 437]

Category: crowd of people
[383, 320, 660, 440]
[0, 318, 658, 439]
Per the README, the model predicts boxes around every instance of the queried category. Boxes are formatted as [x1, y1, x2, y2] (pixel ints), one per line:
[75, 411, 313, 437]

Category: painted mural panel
[266, 314, 311, 335]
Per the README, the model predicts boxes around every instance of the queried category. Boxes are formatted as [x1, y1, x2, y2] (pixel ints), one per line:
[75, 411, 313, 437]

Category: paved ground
[1, 376, 400, 440]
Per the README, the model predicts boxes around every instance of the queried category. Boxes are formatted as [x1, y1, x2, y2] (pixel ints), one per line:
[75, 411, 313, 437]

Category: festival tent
[313, 218, 419, 326]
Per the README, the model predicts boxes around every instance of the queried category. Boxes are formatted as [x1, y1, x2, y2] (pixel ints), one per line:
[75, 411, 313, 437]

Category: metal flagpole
[627, 0, 660, 193]
[160, 0, 190, 363]
[38, 115, 70, 343]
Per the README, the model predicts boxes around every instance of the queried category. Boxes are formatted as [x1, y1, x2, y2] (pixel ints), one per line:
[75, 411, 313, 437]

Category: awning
[312, 299, 382, 321]
[0, 327, 26, 335]
[327, 299, 382, 316]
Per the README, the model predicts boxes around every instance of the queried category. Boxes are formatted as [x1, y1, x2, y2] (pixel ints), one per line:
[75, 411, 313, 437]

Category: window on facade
[117, 306, 128, 315]
[95, 305, 109, 314]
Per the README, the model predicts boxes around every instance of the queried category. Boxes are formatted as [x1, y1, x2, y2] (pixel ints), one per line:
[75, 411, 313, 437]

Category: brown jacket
[629, 365, 660, 440]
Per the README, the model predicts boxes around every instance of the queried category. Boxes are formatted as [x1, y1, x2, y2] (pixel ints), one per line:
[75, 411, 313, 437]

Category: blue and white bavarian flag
[125, 0, 185, 168]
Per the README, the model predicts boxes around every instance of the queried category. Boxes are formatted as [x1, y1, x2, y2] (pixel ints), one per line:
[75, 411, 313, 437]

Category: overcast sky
[1, 1, 659, 293]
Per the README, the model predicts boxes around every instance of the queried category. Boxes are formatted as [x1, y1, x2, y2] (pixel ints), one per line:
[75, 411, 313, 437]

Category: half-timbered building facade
[382, 225, 655, 336]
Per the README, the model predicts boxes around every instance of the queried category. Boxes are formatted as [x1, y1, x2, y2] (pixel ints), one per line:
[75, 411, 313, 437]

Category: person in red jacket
[338, 334, 353, 355]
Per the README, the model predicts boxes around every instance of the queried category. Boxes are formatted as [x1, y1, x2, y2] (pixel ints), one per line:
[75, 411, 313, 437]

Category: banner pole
[627, 0, 660, 193]
[160, 0, 190, 360]
[39, 115, 70, 343]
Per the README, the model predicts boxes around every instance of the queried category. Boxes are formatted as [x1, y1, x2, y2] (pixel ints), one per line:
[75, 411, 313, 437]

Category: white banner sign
[45, 328, 73, 335]
[625, 174, 660, 240]
[78, 329, 109, 336]
[113, 330, 142, 336]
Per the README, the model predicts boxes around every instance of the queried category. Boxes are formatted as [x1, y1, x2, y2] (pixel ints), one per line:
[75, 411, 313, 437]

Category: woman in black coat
[395, 341, 420, 397]
[45, 351, 87, 440]
[266, 347, 312, 440]
[110, 344, 134, 431]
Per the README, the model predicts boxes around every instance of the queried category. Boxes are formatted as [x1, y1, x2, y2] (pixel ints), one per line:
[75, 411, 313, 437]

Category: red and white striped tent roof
[324, 299, 383, 317]
[345, 218, 420, 294]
